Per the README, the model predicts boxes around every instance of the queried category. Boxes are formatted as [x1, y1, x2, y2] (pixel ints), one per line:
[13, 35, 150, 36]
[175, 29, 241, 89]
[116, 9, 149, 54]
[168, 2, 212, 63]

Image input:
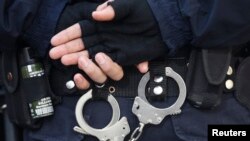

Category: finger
[92, 5, 115, 21]
[49, 38, 84, 60]
[51, 23, 82, 46]
[95, 52, 124, 81]
[74, 73, 90, 90]
[61, 51, 89, 66]
[136, 61, 149, 73]
[78, 56, 107, 84]
[104, 0, 130, 21]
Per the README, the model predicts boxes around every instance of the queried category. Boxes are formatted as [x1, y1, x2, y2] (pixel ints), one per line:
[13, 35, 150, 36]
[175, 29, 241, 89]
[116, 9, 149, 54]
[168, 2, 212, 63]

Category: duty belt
[49, 58, 187, 99]
[73, 59, 187, 141]
[93, 58, 187, 99]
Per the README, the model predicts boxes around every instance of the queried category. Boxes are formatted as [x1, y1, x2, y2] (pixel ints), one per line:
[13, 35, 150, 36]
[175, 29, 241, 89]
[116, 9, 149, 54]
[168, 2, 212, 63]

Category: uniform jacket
[148, 0, 250, 54]
[0, 0, 68, 55]
[1, 0, 250, 55]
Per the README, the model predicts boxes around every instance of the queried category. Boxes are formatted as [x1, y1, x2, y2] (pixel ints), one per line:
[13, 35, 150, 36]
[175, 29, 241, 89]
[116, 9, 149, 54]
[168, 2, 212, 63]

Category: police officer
[50, 0, 250, 141]
[0, 1, 120, 141]
[0, 0, 165, 141]
[1, 1, 250, 141]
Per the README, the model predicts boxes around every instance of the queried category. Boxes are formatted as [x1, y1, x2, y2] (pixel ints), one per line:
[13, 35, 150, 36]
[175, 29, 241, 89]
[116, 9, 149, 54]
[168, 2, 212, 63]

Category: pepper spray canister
[6, 47, 54, 129]
[19, 47, 54, 120]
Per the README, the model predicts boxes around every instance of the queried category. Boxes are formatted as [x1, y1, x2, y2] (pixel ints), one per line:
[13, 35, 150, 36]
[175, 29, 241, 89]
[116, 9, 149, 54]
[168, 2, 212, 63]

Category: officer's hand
[51, 0, 166, 66]
[50, 0, 155, 89]
[81, 0, 167, 65]
[55, 1, 100, 33]
[74, 52, 125, 89]
[74, 55, 149, 89]
[51, 1, 114, 90]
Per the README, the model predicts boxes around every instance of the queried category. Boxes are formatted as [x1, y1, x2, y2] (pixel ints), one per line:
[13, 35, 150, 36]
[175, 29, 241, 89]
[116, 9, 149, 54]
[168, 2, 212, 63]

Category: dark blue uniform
[1, 0, 250, 141]
[0, 0, 68, 55]
[148, 0, 250, 54]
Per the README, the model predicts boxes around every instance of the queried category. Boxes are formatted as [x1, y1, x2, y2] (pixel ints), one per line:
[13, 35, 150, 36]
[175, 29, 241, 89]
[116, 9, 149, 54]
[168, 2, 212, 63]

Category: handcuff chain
[129, 123, 145, 141]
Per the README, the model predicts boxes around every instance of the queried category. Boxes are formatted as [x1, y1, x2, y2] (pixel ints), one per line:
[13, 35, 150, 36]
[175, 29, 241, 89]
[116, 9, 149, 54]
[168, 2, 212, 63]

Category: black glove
[56, 1, 100, 33]
[53, 1, 100, 71]
[79, 0, 167, 65]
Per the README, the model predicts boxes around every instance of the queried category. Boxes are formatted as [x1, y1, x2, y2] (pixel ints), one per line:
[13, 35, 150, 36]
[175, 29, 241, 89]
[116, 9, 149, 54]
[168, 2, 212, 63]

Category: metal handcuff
[74, 89, 130, 141]
[74, 67, 186, 141]
[129, 67, 186, 141]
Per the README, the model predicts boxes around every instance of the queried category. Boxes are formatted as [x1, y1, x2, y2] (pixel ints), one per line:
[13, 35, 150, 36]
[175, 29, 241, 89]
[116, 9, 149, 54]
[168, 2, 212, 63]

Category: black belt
[50, 58, 188, 98]
[95, 58, 187, 98]
[95, 58, 188, 98]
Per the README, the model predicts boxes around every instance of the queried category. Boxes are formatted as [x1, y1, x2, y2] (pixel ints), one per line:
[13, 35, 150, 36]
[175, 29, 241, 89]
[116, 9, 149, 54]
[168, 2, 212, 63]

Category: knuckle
[102, 64, 113, 73]
[86, 68, 97, 77]
[64, 29, 71, 41]
[63, 43, 71, 53]
[77, 39, 84, 49]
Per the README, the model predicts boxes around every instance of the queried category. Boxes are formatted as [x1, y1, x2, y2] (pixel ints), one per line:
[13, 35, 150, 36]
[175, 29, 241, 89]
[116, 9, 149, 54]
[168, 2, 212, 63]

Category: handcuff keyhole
[136, 105, 140, 110]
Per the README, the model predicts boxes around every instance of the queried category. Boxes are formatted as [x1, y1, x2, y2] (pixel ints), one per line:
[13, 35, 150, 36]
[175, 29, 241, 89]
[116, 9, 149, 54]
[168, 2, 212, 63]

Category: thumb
[92, 5, 115, 21]
[136, 61, 149, 73]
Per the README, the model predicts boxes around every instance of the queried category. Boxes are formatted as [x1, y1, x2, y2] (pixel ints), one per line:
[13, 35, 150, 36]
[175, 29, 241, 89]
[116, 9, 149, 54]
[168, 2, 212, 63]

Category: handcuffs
[74, 90, 130, 141]
[74, 67, 187, 141]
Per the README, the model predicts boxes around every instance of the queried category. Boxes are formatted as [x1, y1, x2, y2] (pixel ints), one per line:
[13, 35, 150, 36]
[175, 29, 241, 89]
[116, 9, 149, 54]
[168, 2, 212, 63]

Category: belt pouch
[186, 48, 231, 109]
[235, 56, 250, 110]
[2, 47, 54, 129]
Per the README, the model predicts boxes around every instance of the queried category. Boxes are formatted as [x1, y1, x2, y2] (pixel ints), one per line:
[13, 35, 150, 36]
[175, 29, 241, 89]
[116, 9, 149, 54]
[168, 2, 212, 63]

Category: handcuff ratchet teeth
[74, 90, 130, 141]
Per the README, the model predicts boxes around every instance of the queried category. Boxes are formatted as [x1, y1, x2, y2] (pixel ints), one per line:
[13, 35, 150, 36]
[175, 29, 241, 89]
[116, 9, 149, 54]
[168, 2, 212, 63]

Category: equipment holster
[0, 47, 55, 129]
[235, 56, 250, 110]
[186, 48, 232, 109]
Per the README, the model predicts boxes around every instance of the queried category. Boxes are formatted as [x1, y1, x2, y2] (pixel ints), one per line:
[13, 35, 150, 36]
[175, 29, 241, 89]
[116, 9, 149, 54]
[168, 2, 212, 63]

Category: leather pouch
[235, 56, 250, 110]
[186, 48, 231, 109]
[1, 48, 55, 129]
